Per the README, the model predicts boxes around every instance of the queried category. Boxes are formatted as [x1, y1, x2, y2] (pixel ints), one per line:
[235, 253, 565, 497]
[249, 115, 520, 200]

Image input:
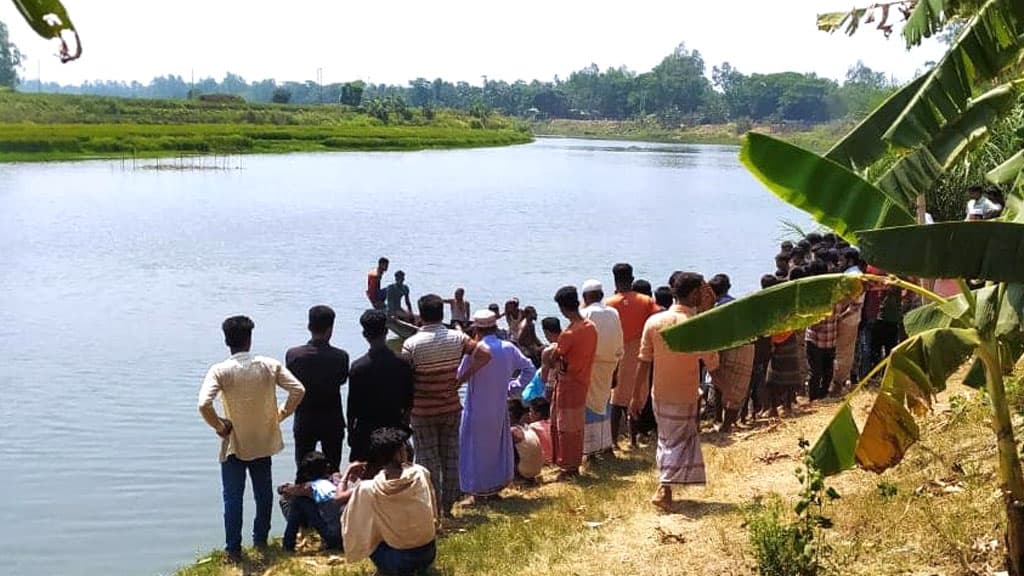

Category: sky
[0, 0, 948, 87]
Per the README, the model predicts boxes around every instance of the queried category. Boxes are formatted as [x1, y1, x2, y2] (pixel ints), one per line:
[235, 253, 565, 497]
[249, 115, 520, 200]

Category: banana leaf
[902, 0, 976, 47]
[814, 327, 979, 476]
[903, 294, 971, 336]
[885, 0, 1024, 150]
[10, 0, 80, 61]
[857, 222, 1024, 283]
[986, 149, 1024, 185]
[741, 133, 916, 244]
[826, 74, 929, 171]
[662, 274, 864, 353]
[875, 83, 1020, 208]
[811, 402, 859, 476]
[855, 391, 920, 472]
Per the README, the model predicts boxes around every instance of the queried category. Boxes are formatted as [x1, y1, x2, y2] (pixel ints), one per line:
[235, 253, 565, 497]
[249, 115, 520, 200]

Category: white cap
[471, 309, 497, 328]
[581, 279, 603, 294]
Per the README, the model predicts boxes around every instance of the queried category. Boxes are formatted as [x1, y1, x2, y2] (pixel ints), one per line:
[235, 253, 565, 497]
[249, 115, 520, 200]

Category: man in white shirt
[198, 315, 305, 563]
[966, 185, 1001, 220]
[580, 279, 624, 457]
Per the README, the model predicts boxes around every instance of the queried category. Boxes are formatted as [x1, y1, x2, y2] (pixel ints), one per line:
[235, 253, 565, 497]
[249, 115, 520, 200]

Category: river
[0, 138, 813, 575]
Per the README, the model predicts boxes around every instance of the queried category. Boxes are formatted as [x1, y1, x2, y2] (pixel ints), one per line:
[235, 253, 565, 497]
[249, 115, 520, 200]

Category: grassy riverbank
[532, 119, 852, 153]
[176, 377, 1012, 576]
[0, 92, 531, 162]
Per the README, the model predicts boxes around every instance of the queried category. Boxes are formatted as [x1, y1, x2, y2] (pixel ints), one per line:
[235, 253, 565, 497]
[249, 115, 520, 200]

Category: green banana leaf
[857, 222, 1024, 283]
[884, 0, 1024, 150]
[902, 0, 974, 47]
[10, 0, 80, 61]
[903, 294, 971, 336]
[875, 83, 1020, 208]
[662, 274, 864, 353]
[826, 74, 929, 171]
[810, 402, 859, 476]
[986, 149, 1024, 185]
[741, 133, 916, 244]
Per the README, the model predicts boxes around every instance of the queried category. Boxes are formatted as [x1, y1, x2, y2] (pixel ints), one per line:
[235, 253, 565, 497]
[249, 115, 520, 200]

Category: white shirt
[581, 302, 625, 364]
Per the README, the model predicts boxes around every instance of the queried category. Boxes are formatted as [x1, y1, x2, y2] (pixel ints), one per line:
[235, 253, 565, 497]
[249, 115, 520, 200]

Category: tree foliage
[0, 20, 23, 88]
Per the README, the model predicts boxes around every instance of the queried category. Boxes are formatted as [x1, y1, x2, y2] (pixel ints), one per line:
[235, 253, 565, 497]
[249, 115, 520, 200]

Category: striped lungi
[653, 400, 706, 486]
[711, 343, 755, 410]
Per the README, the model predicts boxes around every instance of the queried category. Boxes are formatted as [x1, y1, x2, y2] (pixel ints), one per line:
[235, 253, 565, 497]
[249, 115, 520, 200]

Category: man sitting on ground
[343, 427, 439, 576]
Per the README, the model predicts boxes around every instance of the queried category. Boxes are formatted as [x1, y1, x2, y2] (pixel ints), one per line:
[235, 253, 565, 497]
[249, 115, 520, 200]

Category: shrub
[746, 440, 838, 576]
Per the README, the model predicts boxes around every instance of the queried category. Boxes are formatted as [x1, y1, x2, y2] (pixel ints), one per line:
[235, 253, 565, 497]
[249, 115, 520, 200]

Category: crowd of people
[195, 243, 922, 574]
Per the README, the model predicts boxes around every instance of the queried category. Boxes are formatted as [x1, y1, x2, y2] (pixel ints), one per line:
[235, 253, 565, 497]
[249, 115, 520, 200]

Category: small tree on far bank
[271, 87, 292, 104]
[0, 20, 24, 88]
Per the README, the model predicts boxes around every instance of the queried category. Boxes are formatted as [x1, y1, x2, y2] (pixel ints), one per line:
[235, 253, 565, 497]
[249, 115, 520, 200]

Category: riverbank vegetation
[532, 119, 855, 153]
[175, 382, 1013, 576]
[0, 91, 531, 161]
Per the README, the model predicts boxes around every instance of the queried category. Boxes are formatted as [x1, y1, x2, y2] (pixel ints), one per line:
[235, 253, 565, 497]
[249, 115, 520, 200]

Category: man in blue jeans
[198, 315, 306, 563]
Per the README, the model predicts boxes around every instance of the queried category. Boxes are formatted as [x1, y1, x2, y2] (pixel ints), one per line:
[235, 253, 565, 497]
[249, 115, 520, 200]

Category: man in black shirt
[347, 309, 414, 463]
[286, 305, 350, 472]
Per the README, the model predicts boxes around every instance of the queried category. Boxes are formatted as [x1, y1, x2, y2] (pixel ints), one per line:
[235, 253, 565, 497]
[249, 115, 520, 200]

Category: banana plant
[665, 131, 1024, 574]
[8, 0, 80, 61]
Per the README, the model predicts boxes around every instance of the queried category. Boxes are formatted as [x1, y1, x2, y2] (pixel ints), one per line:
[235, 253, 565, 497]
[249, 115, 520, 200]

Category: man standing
[367, 257, 389, 310]
[384, 270, 413, 321]
[632, 274, 718, 511]
[549, 286, 598, 480]
[606, 263, 660, 446]
[402, 294, 492, 516]
[286, 305, 350, 472]
[707, 274, 754, 433]
[458, 310, 536, 501]
[832, 248, 864, 394]
[579, 280, 623, 458]
[347, 309, 414, 464]
[198, 315, 305, 562]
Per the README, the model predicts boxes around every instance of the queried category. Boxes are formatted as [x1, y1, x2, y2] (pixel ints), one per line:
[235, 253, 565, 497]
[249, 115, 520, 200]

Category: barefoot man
[631, 273, 718, 511]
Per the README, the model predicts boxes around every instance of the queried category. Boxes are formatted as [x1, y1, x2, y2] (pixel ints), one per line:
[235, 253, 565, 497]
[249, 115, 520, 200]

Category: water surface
[0, 138, 812, 575]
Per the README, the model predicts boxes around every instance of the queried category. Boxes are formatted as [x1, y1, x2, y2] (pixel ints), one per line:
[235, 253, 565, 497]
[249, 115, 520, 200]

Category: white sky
[0, 0, 947, 86]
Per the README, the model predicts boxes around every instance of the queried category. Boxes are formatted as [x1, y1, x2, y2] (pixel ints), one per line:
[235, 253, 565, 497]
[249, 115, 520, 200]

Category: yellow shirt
[197, 352, 305, 462]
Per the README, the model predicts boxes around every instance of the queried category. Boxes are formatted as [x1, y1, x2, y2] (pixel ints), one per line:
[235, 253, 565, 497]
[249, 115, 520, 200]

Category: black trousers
[870, 320, 899, 367]
[806, 342, 836, 401]
[293, 417, 345, 473]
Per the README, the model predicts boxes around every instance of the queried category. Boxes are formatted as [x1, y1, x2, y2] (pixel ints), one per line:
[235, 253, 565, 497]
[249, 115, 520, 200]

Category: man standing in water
[402, 294, 492, 516]
[606, 263, 660, 446]
[198, 316, 305, 562]
[632, 274, 718, 511]
[367, 257, 389, 310]
[549, 286, 598, 480]
[286, 305, 350, 472]
[579, 280, 623, 458]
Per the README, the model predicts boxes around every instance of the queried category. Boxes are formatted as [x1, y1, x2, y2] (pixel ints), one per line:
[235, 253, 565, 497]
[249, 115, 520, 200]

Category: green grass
[0, 92, 532, 161]
[176, 453, 658, 576]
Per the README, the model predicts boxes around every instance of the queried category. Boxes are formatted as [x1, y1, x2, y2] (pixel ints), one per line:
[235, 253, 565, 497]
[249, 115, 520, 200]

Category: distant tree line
[7, 35, 896, 126]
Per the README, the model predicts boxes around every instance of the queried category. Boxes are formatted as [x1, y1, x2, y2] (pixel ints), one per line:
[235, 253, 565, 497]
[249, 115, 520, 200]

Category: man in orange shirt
[606, 263, 661, 447]
[632, 272, 718, 511]
[549, 285, 598, 480]
[366, 257, 389, 310]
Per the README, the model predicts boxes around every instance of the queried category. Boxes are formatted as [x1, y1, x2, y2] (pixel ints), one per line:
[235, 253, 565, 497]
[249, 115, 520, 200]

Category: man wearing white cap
[580, 279, 624, 458]
[457, 310, 536, 501]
